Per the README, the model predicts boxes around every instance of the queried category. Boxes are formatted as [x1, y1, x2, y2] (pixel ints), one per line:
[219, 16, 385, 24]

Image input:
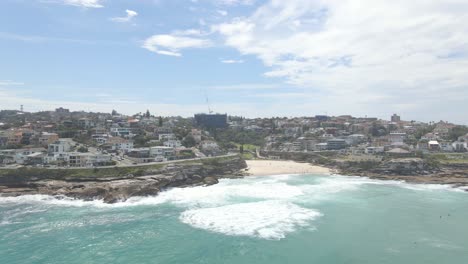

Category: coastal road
[0, 154, 240, 170]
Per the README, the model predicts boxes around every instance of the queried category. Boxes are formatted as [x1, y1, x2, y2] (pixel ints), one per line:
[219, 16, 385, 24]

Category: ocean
[1, 174, 467, 264]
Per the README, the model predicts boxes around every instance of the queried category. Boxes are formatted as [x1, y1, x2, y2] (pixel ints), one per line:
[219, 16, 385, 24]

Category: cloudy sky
[1, 0, 467, 123]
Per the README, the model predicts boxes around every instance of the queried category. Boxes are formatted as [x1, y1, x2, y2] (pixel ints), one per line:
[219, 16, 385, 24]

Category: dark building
[55, 107, 70, 114]
[194, 114, 228, 128]
[327, 139, 347, 150]
[315, 115, 329, 122]
[391, 114, 401, 122]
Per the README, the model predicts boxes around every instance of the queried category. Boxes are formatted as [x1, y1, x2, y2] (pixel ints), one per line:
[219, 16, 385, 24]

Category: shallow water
[1, 174, 467, 264]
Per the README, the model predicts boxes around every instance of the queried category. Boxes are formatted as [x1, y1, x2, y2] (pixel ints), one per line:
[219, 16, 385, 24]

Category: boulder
[203, 176, 218, 185]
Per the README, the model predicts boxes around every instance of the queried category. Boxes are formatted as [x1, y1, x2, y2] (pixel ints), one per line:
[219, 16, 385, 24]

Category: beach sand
[245, 160, 331, 176]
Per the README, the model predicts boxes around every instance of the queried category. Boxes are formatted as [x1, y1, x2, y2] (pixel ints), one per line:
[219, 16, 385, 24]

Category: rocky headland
[260, 151, 468, 189]
[0, 156, 247, 203]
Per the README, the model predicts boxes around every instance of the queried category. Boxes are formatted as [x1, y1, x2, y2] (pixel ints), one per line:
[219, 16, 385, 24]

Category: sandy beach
[245, 160, 331, 176]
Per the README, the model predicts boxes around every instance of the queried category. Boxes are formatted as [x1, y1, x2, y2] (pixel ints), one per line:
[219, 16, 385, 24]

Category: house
[452, 141, 467, 152]
[200, 140, 219, 150]
[440, 141, 454, 152]
[365, 146, 385, 154]
[200, 140, 222, 156]
[388, 132, 406, 144]
[327, 139, 347, 150]
[163, 140, 182, 148]
[68, 152, 112, 167]
[315, 143, 328, 151]
[110, 127, 133, 138]
[77, 118, 96, 129]
[346, 134, 366, 146]
[103, 137, 134, 152]
[92, 133, 111, 144]
[150, 146, 175, 159]
[0, 148, 46, 164]
[48, 139, 74, 154]
[158, 133, 176, 141]
[38, 132, 59, 147]
[428, 140, 440, 151]
[127, 148, 153, 163]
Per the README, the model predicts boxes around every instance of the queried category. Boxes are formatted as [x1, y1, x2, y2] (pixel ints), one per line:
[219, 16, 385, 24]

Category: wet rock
[203, 176, 218, 185]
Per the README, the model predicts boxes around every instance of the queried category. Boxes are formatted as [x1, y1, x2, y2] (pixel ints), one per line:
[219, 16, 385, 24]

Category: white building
[158, 133, 176, 141]
[163, 140, 182, 148]
[105, 137, 134, 152]
[48, 139, 73, 154]
[110, 127, 133, 138]
[388, 132, 407, 144]
[200, 140, 219, 150]
[149, 146, 175, 158]
[365, 146, 385, 154]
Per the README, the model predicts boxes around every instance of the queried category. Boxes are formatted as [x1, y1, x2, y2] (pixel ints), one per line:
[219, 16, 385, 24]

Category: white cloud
[217, 10, 228, 16]
[210, 83, 279, 90]
[214, 0, 468, 121]
[142, 33, 213, 57]
[110, 9, 138, 23]
[218, 0, 254, 6]
[221, 59, 244, 64]
[55, 0, 104, 8]
[0, 80, 24, 86]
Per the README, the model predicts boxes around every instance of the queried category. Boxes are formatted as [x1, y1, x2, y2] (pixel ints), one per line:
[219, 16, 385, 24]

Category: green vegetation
[77, 146, 88, 153]
[0, 165, 163, 179]
[0, 155, 241, 179]
[214, 128, 267, 148]
[241, 152, 255, 160]
[448, 125, 468, 141]
[428, 153, 468, 164]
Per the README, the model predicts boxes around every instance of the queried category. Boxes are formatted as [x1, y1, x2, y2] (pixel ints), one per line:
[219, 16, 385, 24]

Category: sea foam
[179, 200, 322, 240]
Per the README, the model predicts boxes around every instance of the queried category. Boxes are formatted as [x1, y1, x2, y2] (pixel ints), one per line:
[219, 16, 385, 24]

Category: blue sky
[1, 0, 468, 124]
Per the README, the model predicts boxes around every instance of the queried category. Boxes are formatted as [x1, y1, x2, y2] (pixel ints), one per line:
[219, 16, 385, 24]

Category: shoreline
[245, 160, 331, 176]
[245, 159, 468, 190]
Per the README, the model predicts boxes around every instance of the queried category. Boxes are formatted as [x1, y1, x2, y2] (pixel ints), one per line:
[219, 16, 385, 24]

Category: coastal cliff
[0, 156, 247, 203]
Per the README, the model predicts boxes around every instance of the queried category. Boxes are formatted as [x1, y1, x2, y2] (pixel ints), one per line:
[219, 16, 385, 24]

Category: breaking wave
[180, 200, 322, 240]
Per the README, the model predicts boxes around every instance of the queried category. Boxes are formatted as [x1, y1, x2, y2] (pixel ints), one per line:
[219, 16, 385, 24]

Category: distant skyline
[1, 0, 468, 124]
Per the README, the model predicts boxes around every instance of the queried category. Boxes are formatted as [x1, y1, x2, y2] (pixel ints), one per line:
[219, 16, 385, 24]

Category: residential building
[48, 139, 73, 154]
[163, 140, 182, 148]
[38, 132, 59, 147]
[104, 137, 134, 152]
[110, 127, 133, 138]
[159, 133, 176, 141]
[391, 114, 401, 122]
[194, 113, 228, 128]
[327, 139, 347, 150]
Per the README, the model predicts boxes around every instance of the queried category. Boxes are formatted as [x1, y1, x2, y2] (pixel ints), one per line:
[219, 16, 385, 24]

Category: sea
[1, 174, 467, 264]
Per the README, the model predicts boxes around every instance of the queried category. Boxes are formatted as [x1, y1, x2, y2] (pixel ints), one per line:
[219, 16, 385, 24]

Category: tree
[448, 126, 468, 141]
[158, 116, 163, 126]
[182, 135, 196, 148]
[239, 144, 244, 154]
[77, 146, 88, 153]
[111, 109, 118, 116]
[146, 109, 151, 118]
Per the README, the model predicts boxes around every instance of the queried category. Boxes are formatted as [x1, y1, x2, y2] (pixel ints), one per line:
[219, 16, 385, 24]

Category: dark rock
[203, 176, 218, 185]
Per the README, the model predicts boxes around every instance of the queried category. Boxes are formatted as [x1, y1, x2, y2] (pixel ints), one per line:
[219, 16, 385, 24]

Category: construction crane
[204, 91, 213, 114]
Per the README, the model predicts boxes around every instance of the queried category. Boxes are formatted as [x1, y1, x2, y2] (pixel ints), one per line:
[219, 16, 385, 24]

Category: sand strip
[245, 160, 330, 176]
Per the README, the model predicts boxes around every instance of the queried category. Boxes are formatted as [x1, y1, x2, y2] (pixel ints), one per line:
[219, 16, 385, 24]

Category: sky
[1, 0, 468, 124]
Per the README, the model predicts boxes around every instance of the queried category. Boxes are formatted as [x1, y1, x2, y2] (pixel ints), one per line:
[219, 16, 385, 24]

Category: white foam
[179, 200, 322, 240]
[0, 194, 171, 208]
[0, 174, 464, 210]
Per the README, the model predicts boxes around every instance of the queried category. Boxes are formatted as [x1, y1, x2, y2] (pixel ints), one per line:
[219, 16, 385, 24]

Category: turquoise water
[1, 174, 467, 264]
